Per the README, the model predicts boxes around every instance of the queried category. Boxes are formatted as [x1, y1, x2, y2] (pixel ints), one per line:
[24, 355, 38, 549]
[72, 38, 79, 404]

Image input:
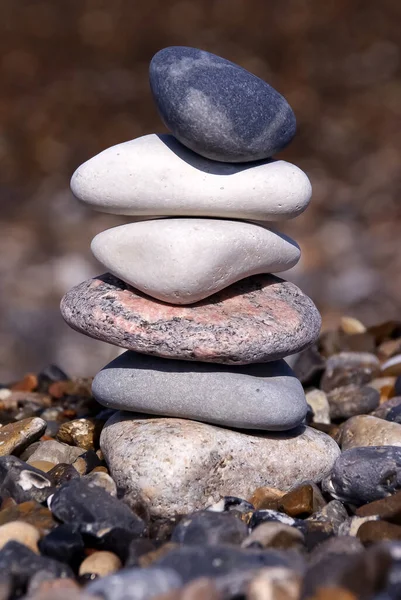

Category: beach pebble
[93, 352, 307, 431]
[61, 273, 321, 365]
[0, 521, 40, 553]
[327, 385, 380, 420]
[306, 389, 331, 424]
[0, 418, 46, 457]
[91, 219, 300, 304]
[86, 567, 183, 600]
[149, 47, 296, 162]
[71, 133, 310, 221]
[323, 446, 401, 505]
[25, 440, 84, 466]
[0, 456, 54, 504]
[171, 511, 248, 546]
[100, 413, 340, 517]
[340, 415, 401, 449]
[242, 522, 305, 550]
[79, 551, 122, 577]
[320, 352, 380, 392]
[39, 524, 84, 569]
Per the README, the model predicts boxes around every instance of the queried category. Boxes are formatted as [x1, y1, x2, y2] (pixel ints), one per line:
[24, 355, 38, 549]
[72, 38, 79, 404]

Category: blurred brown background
[1, 0, 401, 381]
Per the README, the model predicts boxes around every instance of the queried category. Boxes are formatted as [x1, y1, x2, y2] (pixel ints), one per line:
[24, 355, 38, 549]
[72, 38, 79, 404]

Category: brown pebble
[243, 522, 305, 550]
[278, 483, 326, 518]
[47, 462, 80, 485]
[248, 486, 286, 510]
[340, 317, 366, 335]
[79, 551, 122, 577]
[0, 417, 47, 457]
[91, 466, 108, 473]
[0, 500, 56, 535]
[357, 520, 401, 544]
[356, 490, 401, 523]
[0, 520, 40, 552]
[29, 460, 56, 473]
[11, 373, 38, 392]
[0, 497, 16, 510]
[57, 418, 102, 451]
[382, 354, 401, 377]
[340, 415, 401, 449]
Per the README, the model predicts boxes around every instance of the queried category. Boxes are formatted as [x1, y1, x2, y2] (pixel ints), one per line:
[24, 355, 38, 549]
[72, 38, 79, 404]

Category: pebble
[49, 478, 146, 538]
[327, 385, 380, 420]
[100, 413, 339, 517]
[0, 418, 46, 457]
[39, 524, 84, 569]
[242, 522, 305, 550]
[248, 509, 305, 531]
[152, 545, 301, 584]
[0, 541, 73, 594]
[171, 511, 248, 546]
[92, 219, 300, 305]
[371, 396, 401, 419]
[277, 482, 326, 518]
[357, 520, 401, 544]
[61, 273, 321, 365]
[0, 521, 40, 553]
[320, 352, 380, 392]
[0, 456, 54, 504]
[381, 355, 401, 376]
[93, 352, 307, 431]
[0, 500, 55, 535]
[306, 500, 348, 535]
[323, 446, 401, 505]
[71, 132, 311, 221]
[306, 389, 331, 424]
[86, 567, 183, 600]
[338, 515, 379, 537]
[149, 47, 296, 162]
[248, 487, 285, 510]
[159, 578, 221, 600]
[340, 415, 401, 449]
[84, 471, 117, 497]
[29, 460, 56, 473]
[79, 551, 122, 577]
[24, 440, 84, 465]
[246, 568, 301, 600]
[71, 449, 102, 475]
[289, 344, 326, 387]
[356, 489, 401, 523]
[47, 463, 80, 486]
[57, 418, 101, 451]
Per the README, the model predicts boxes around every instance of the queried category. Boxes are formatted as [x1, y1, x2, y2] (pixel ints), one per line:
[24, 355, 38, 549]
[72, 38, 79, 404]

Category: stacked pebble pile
[60, 47, 340, 514]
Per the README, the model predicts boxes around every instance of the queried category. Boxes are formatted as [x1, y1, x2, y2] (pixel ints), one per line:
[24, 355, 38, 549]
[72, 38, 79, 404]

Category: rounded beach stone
[91, 219, 300, 305]
[71, 134, 311, 221]
[61, 273, 321, 365]
[92, 351, 307, 431]
[149, 47, 296, 162]
[100, 413, 340, 517]
[340, 415, 401, 449]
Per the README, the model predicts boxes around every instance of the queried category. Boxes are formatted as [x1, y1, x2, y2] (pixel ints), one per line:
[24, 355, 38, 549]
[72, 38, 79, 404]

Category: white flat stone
[92, 351, 308, 431]
[100, 413, 341, 517]
[91, 219, 300, 304]
[71, 134, 312, 221]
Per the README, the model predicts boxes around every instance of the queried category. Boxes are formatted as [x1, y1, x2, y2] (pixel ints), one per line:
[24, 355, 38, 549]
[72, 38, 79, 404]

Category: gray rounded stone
[92, 351, 308, 431]
[149, 46, 296, 162]
[71, 134, 311, 221]
[100, 413, 340, 517]
[91, 219, 300, 305]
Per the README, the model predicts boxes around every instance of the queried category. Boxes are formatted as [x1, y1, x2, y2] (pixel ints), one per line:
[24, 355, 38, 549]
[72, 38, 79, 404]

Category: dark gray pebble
[0, 455, 54, 504]
[39, 523, 84, 569]
[321, 352, 380, 392]
[0, 541, 73, 597]
[171, 510, 248, 545]
[323, 446, 401, 505]
[50, 478, 146, 538]
[327, 384, 380, 420]
[149, 46, 296, 163]
[249, 509, 306, 532]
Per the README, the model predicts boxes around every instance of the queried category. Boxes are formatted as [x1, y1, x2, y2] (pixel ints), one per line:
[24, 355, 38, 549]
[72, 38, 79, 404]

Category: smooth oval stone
[91, 219, 300, 305]
[61, 273, 321, 365]
[149, 47, 296, 162]
[100, 413, 340, 517]
[71, 134, 311, 221]
[92, 351, 308, 431]
[340, 415, 401, 449]
[323, 446, 401, 505]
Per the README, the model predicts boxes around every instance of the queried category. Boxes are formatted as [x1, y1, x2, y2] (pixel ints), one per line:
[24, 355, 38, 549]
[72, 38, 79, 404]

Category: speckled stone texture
[60, 273, 321, 365]
[100, 413, 340, 517]
[149, 47, 296, 162]
[92, 351, 308, 431]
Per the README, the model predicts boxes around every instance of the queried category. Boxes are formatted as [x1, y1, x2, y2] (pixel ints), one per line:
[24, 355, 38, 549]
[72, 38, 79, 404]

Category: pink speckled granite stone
[60, 273, 321, 365]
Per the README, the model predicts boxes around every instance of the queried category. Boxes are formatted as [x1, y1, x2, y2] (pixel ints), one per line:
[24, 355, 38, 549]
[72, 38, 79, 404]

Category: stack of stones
[61, 47, 339, 516]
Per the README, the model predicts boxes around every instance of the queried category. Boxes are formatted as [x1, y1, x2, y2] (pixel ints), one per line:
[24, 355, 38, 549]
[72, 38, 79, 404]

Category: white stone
[100, 413, 341, 517]
[91, 219, 300, 304]
[71, 134, 312, 221]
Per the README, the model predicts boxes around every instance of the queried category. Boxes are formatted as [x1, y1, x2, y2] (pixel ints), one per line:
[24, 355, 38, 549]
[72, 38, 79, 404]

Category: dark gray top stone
[149, 46, 296, 162]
